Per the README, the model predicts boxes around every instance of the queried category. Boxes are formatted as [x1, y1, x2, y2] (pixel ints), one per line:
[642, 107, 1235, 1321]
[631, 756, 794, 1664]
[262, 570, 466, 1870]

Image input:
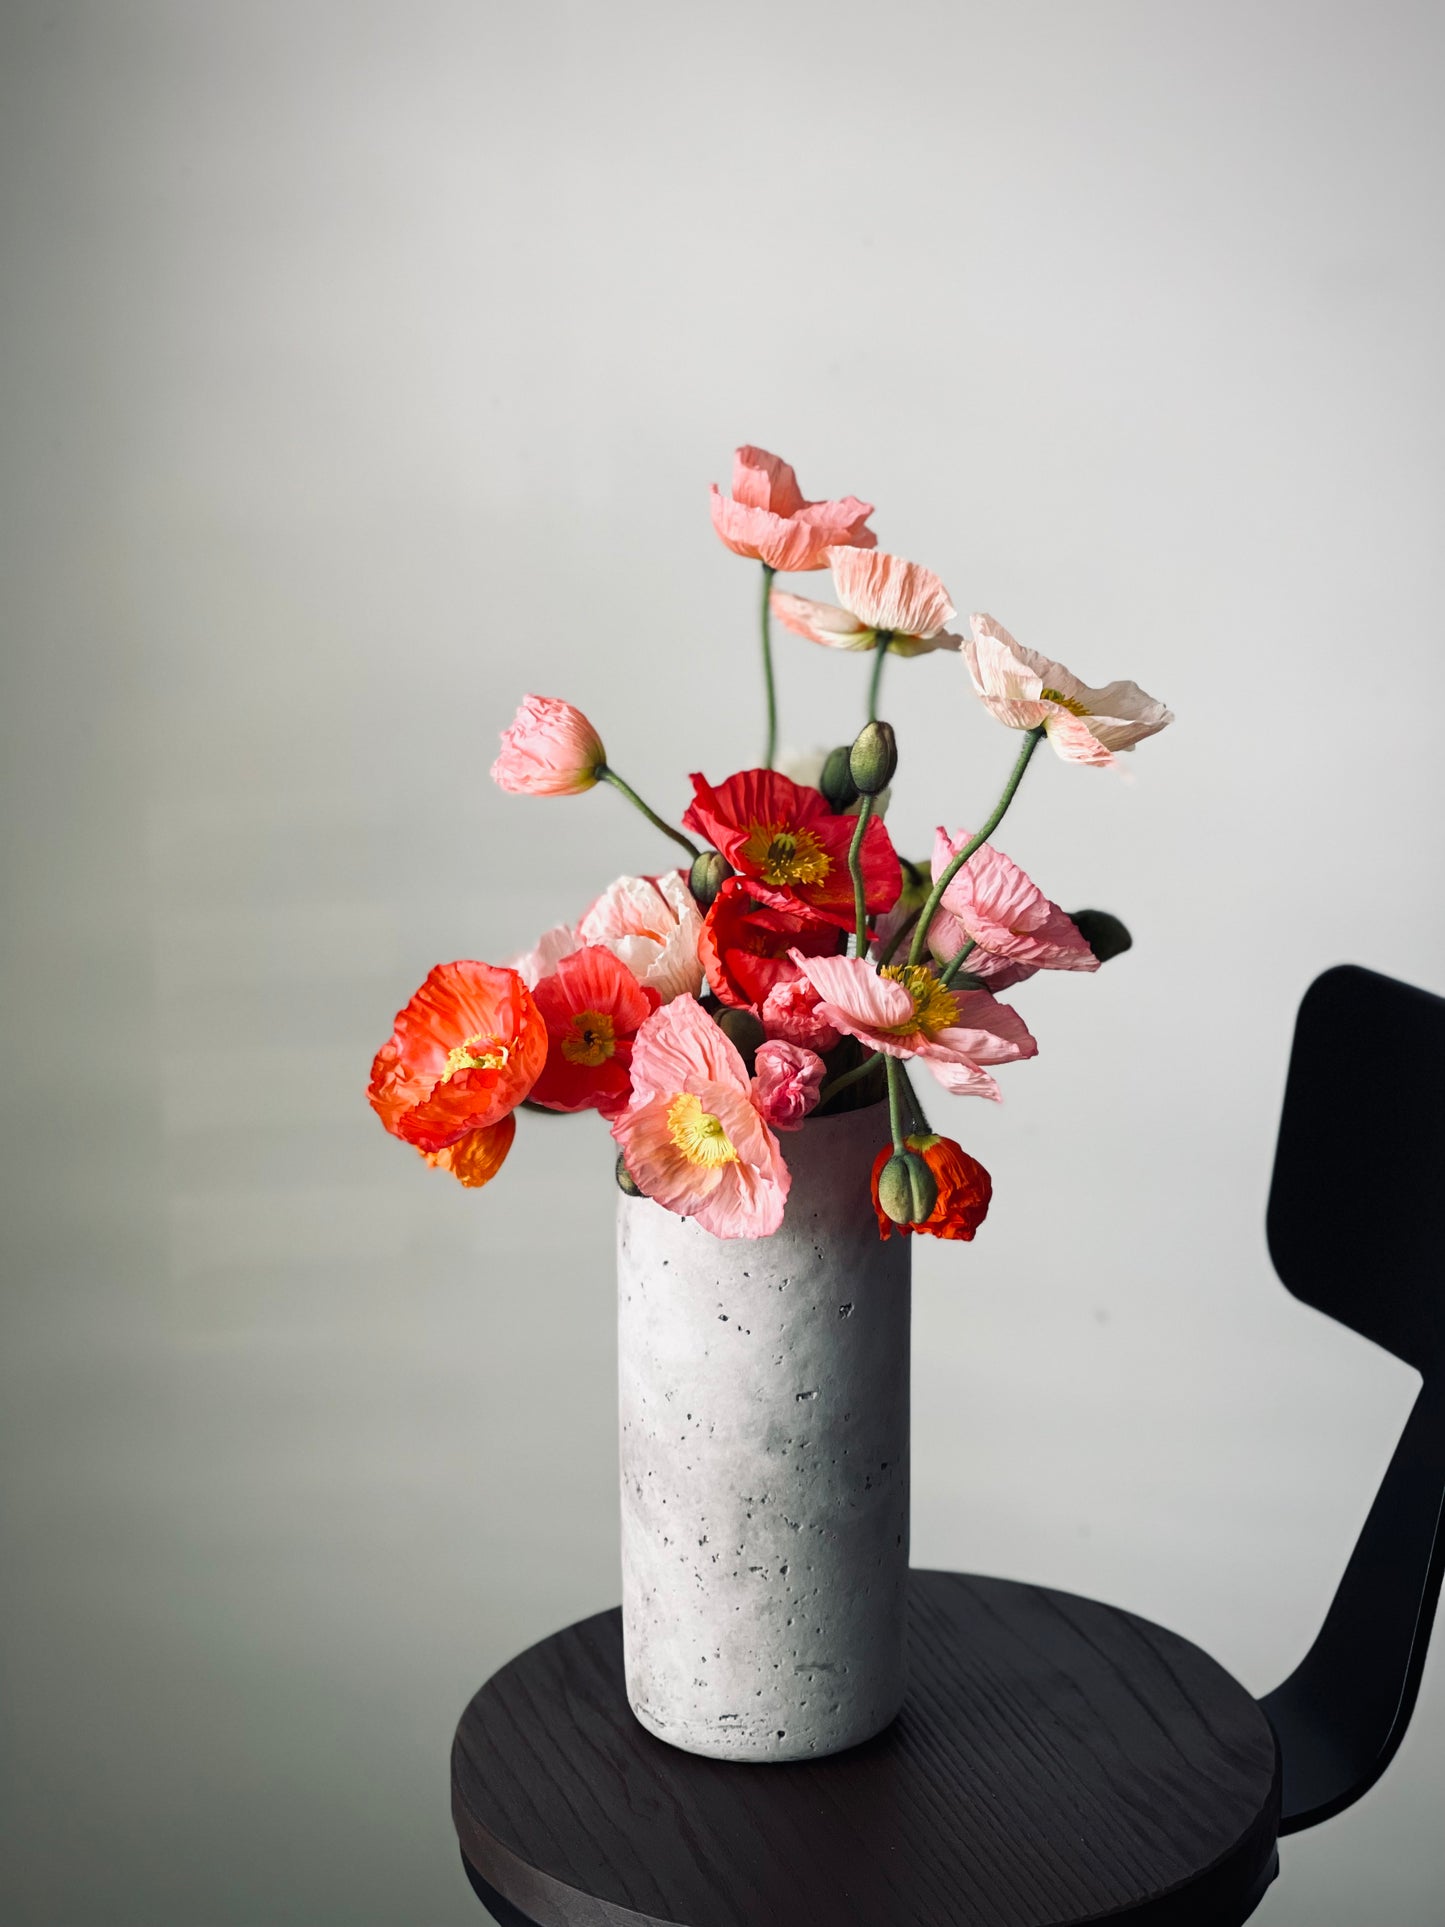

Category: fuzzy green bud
[849, 720, 897, 797]
[1069, 909, 1133, 963]
[819, 744, 860, 812]
[615, 1152, 643, 1198]
[688, 849, 733, 911]
[876, 1148, 938, 1226]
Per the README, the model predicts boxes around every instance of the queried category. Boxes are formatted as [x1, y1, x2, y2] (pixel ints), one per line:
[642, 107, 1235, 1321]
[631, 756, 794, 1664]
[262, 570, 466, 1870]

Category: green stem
[875, 908, 919, 968]
[885, 1056, 908, 1154]
[867, 635, 889, 722]
[598, 766, 700, 860]
[908, 727, 1044, 967]
[846, 795, 875, 959]
[760, 562, 778, 769]
[817, 1051, 881, 1107]
[938, 937, 977, 988]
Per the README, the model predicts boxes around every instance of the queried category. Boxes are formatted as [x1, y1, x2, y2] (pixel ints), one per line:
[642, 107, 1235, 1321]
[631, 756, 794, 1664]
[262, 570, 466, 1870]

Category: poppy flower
[928, 829, 1099, 984]
[751, 1040, 826, 1133]
[963, 616, 1173, 769]
[529, 946, 660, 1117]
[492, 695, 607, 795]
[758, 976, 842, 1053]
[611, 996, 790, 1239]
[683, 769, 901, 931]
[790, 950, 1037, 1100]
[870, 1133, 992, 1241]
[700, 876, 842, 1011]
[369, 960, 547, 1154]
[576, 871, 706, 1004]
[770, 548, 962, 656]
[710, 446, 876, 573]
[423, 1115, 518, 1189]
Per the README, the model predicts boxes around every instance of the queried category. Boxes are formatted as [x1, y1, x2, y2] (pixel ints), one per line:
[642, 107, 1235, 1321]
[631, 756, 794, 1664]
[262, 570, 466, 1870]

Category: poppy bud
[875, 1148, 938, 1226]
[713, 1005, 765, 1070]
[616, 1152, 643, 1197]
[819, 745, 860, 812]
[849, 721, 897, 797]
[688, 849, 734, 911]
[1068, 909, 1133, 963]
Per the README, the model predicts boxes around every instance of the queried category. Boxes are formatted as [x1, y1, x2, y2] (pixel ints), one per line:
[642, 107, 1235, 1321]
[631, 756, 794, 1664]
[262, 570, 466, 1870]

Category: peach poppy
[931, 829, 1099, 978]
[963, 616, 1173, 769]
[759, 976, 842, 1053]
[751, 1040, 826, 1133]
[770, 547, 962, 656]
[710, 445, 876, 573]
[492, 695, 607, 795]
[683, 769, 901, 931]
[369, 960, 547, 1153]
[699, 877, 841, 1011]
[870, 1133, 992, 1241]
[530, 945, 660, 1117]
[611, 996, 790, 1238]
[423, 1115, 517, 1190]
[790, 950, 1037, 1100]
[577, 871, 706, 1004]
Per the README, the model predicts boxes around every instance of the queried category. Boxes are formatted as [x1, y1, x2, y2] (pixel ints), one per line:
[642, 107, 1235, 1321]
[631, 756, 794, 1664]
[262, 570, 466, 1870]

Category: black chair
[1260, 963, 1445, 1834]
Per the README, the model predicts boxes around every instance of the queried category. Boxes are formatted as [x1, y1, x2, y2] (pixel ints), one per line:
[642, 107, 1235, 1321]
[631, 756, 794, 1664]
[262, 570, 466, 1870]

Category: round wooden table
[451, 1569, 1281, 1927]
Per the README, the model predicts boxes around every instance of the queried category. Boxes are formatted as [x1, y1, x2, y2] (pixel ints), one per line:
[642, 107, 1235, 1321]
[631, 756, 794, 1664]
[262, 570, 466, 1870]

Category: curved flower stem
[867, 636, 889, 722]
[817, 1051, 880, 1107]
[598, 766, 701, 860]
[760, 562, 778, 769]
[885, 1055, 909, 1154]
[846, 795, 876, 958]
[908, 726, 1044, 967]
[938, 937, 977, 988]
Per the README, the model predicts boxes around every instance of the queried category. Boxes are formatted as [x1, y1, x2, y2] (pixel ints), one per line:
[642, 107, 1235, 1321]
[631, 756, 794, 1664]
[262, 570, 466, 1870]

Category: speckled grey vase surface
[617, 1101, 911, 1762]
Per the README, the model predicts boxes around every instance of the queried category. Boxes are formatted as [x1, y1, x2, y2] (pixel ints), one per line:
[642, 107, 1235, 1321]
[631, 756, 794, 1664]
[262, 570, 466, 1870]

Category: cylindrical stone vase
[617, 1102, 911, 1762]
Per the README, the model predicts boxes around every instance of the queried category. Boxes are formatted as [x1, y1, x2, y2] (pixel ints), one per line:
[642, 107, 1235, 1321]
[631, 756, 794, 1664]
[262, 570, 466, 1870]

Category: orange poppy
[870, 1132, 993, 1241]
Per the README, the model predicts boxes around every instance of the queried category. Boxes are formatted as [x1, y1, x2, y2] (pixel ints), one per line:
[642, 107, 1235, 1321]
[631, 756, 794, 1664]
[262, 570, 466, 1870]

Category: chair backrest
[1260, 964, 1445, 1832]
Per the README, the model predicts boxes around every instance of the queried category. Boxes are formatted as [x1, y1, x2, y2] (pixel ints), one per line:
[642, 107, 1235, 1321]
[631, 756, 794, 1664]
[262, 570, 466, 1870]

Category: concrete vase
[617, 1102, 911, 1762]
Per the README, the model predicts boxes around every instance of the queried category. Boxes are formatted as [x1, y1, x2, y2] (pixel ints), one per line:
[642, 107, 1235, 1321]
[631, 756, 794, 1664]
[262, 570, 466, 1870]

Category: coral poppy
[611, 996, 790, 1238]
[759, 975, 842, 1053]
[870, 1133, 992, 1241]
[423, 1115, 517, 1189]
[529, 946, 660, 1117]
[770, 547, 962, 656]
[700, 877, 841, 1011]
[790, 950, 1037, 1100]
[492, 695, 607, 795]
[577, 871, 705, 1004]
[752, 1040, 826, 1133]
[369, 960, 547, 1153]
[963, 616, 1173, 769]
[930, 829, 1099, 980]
[683, 769, 900, 931]
[710, 446, 876, 573]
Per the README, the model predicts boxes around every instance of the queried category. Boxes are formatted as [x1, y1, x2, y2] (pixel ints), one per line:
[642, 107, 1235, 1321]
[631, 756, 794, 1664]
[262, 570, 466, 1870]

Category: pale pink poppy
[759, 977, 842, 1053]
[492, 695, 606, 795]
[962, 616, 1173, 768]
[790, 950, 1037, 1101]
[710, 446, 876, 573]
[612, 996, 790, 1237]
[577, 871, 706, 1004]
[751, 1040, 826, 1133]
[771, 547, 962, 657]
[510, 922, 579, 990]
[932, 829, 1098, 979]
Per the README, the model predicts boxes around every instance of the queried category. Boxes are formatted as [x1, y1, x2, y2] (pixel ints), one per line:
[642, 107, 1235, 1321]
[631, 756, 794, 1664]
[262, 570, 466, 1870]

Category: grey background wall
[3, 2, 1443, 1922]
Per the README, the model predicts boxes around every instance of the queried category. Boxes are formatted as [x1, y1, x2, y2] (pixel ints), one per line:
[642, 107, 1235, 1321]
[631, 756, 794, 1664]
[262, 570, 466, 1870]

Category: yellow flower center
[443, 1032, 510, 1080]
[741, 820, 832, 889]
[1040, 686, 1090, 717]
[561, 1008, 617, 1067]
[667, 1092, 738, 1167]
[880, 964, 959, 1038]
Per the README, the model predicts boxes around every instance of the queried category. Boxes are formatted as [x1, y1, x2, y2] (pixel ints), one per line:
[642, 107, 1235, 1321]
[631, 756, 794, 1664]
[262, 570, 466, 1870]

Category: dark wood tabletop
[452, 1568, 1281, 1927]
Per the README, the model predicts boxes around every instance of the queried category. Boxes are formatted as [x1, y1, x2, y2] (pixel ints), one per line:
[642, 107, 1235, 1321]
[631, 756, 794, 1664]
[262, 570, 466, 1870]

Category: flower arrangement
[369, 446, 1172, 1243]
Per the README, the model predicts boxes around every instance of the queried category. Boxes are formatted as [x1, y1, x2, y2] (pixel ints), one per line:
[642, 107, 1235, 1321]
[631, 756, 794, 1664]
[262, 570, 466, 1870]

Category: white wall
[2, 2, 1442, 1921]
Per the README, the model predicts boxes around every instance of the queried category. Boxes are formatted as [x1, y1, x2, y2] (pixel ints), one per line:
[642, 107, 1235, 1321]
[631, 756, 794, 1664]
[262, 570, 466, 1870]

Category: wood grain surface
[452, 1569, 1280, 1927]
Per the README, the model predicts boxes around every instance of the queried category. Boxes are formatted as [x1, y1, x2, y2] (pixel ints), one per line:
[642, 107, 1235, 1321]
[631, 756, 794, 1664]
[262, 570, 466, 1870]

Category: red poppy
[369, 960, 547, 1155]
[529, 945, 660, 1116]
[870, 1133, 993, 1241]
[700, 877, 841, 1011]
[682, 768, 901, 930]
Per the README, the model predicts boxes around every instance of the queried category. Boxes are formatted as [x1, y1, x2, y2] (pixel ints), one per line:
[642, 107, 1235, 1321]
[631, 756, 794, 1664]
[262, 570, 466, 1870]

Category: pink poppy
[770, 547, 962, 657]
[611, 996, 790, 1238]
[710, 446, 876, 573]
[759, 977, 842, 1053]
[751, 1040, 826, 1133]
[577, 871, 705, 1004]
[931, 829, 1098, 979]
[962, 616, 1173, 768]
[790, 951, 1037, 1101]
[492, 695, 606, 795]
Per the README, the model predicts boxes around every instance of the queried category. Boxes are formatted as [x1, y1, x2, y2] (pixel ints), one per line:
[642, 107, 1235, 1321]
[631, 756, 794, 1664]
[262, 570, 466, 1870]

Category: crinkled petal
[732, 445, 807, 517]
[827, 547, 956, 639]
[770, 590, 873, 651]
[423, 1114, 516, 1188]
[627, 994, 751, 1105]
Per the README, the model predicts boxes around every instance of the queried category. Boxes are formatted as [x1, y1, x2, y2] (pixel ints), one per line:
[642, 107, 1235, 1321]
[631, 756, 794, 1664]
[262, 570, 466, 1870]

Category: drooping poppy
[870, 1133, 993, 1241]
